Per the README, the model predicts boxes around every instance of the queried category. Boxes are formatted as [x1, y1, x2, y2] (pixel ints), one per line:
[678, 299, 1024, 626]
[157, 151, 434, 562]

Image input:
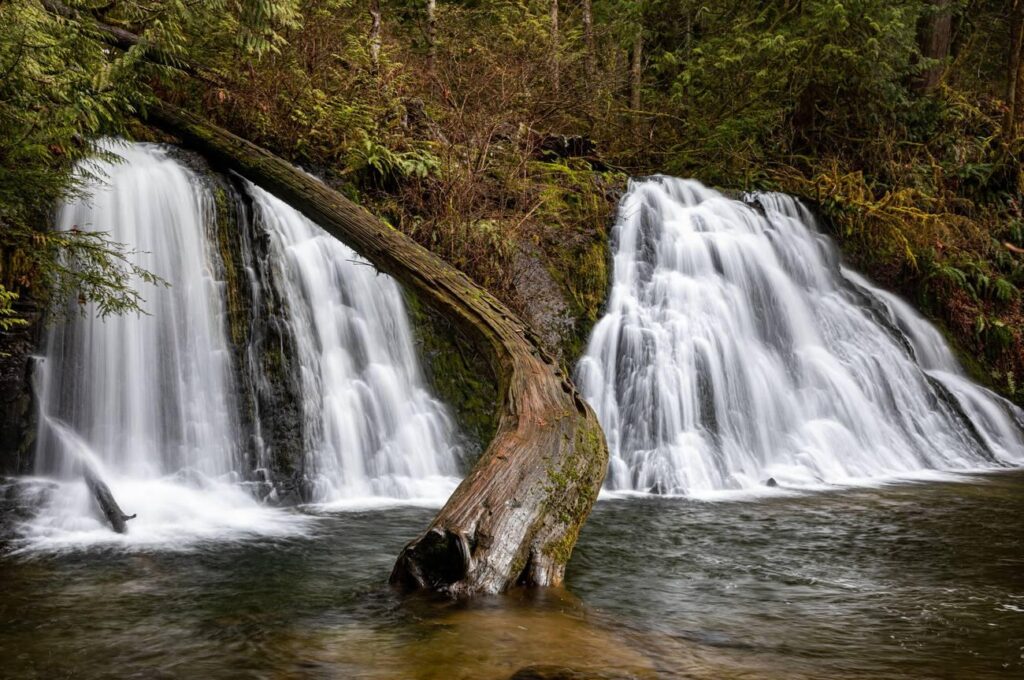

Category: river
[2, 471, 1021, 679]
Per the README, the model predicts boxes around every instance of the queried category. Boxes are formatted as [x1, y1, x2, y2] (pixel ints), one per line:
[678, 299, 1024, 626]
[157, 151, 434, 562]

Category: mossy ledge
[404, 290, 497, 467]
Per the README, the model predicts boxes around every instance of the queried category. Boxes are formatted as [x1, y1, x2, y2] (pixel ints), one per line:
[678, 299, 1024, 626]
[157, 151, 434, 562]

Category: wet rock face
[405, 292, 497, 470]
[208, 174, 308, 497]
[0, 477, 58, 537]
[512, 243, 575, 365]
[0, 301, 41, 475]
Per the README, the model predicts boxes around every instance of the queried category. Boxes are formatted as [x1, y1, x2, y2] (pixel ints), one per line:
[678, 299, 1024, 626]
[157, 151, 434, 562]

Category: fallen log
[147, 103, 609, 596]
[42, 417, 136, 534]
[82, 465, 135, 534]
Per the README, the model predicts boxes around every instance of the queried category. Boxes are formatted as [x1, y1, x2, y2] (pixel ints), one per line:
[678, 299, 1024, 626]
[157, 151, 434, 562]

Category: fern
[924, 263, 970, 296]
[993, 277, 1019, 303]
[0, 285, 28, 333]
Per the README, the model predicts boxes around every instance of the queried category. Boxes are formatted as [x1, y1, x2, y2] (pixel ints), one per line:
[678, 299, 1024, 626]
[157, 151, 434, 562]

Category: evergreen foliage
[0, 0, 297, 322]
[1, 0, 1022, 399]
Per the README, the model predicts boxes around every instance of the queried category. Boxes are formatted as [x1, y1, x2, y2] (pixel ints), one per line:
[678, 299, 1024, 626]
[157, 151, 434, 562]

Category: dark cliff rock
[208, 173, 308, 501]
[0, 299, 41, 475]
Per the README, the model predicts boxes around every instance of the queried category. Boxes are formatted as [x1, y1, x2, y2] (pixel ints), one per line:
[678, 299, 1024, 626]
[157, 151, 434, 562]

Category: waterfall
[577, 177, 1024, 495]
[26, 142, 301, 549]
[37, 144, 240, 480]
[244, 183, 460, 504]
[21, 141, 457, 549]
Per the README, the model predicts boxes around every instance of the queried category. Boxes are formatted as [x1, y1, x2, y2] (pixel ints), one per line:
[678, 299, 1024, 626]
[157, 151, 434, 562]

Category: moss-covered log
[147, 102, 608, 596]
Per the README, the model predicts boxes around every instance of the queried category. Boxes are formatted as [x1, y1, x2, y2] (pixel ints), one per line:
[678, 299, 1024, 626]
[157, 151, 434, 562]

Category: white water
[24, 142, 308, 551]
[246, 184, 460, 506]
[577, 177, 1024, 495]
[37, 144, 241, 480]
[18, 144, 276, 553]
[17, 420, 302, 553]
[19, 143, 465, 550]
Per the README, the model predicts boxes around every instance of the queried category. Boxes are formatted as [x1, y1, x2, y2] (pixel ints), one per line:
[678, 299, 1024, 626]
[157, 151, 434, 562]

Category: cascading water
[17, 141, 461, 551]
[37, 144, 238, 480]
[244, 183, 460, 505]
[577, 176, 1024, 495]
[26, 142, 302, 549]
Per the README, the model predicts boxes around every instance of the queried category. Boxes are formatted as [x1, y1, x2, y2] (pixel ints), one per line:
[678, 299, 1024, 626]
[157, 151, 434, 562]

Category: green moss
[211, 183, 248, 348]
[546, 238, 609, 364]
[934, 318, 1008, 397]
[403, 289, 498, 465]
[530, 160, 625, 365]
[540, 418, 607, 566]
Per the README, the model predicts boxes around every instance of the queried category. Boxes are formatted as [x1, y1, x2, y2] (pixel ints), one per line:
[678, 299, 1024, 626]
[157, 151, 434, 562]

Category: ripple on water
[0, 472, 1022, 679]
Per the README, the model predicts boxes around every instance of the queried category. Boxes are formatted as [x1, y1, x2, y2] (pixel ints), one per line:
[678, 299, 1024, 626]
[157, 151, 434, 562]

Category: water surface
[2, 472, 1022, 679]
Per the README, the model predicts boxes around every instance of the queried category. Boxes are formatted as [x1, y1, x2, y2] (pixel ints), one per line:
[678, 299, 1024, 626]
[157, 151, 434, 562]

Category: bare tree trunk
[630, 28, 643, 127]
[913, 0, 953, 92]
[148, 103, 609, 597]
[550, 0, 560, 95]
[612, 42, 625, 98]
[426, 0, 437, 73]
[1017, 42, 1024, 142]
[582, 0, 595, 79]
[1006, 0, 1024, 140]
[369, 0, 382, 70]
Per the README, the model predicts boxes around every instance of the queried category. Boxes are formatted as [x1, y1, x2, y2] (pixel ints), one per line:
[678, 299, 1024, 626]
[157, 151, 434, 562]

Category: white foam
[578, 177, 1024, 496]
[306, 475, 461, 512]
[11, 476, 312, 555]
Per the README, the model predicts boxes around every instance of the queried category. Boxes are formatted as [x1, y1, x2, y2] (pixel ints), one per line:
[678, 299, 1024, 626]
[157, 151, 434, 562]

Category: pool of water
[2, 472, 1022, 679]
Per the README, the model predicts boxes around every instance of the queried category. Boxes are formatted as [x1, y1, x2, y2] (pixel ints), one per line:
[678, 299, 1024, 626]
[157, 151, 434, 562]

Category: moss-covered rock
[404, 289, 497, 468]
[518, 160, 625, 368]
[204, 169, 308, 496]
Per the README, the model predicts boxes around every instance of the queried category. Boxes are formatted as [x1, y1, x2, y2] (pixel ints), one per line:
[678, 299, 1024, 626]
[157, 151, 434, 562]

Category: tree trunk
[582, 0, 595, 80]
[550, 0, 560, 95]
[630, 28, 643, 127]
[426, 0, 437, 72]
[147, 102, 609, 597]
[913, 0, 953, 92]
[1008, 0, 1024, 140]
[369, 0, 382, 70]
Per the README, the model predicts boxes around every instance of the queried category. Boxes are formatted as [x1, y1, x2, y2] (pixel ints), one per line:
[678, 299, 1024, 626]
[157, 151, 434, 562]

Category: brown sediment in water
[269, 589, 655, 679]
[267, 588, 824, 680]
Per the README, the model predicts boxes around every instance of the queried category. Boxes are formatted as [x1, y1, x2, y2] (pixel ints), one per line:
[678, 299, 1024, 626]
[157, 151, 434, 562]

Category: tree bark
[369, 0, 382, 70]
[913, 0, 953, 92]
[146, 102, 609, 596]
[630, 28, 643, 127]
[1007, 0, 1024, 140]
[582, 0, 595, 80]
[426, 0, 437, 72]
[550, 0, 560, 95]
